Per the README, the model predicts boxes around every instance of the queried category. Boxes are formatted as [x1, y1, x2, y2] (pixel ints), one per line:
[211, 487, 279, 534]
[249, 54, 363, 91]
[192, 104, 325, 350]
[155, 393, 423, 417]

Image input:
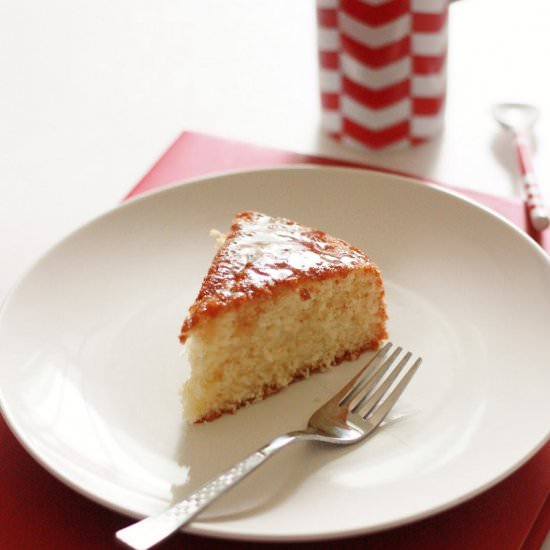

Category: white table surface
[1, 0, 549, 545]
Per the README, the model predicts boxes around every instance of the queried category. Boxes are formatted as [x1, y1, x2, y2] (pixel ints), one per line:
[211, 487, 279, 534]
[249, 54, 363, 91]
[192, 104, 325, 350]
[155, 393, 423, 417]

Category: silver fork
[116, 342, 421, 550]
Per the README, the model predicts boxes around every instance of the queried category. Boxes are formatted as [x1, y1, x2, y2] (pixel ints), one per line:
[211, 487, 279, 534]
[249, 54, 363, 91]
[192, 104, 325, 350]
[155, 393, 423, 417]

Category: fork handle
[115, 432, 301, 550]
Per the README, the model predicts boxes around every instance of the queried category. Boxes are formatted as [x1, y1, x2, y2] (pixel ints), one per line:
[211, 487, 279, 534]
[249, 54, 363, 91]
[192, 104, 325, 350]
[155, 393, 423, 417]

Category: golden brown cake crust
[180, 211, 379, 342]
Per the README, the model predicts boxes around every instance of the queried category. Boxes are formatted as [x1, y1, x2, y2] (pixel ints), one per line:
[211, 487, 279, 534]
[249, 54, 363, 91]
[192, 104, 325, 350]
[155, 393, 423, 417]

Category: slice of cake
[180, 211, 388, 423]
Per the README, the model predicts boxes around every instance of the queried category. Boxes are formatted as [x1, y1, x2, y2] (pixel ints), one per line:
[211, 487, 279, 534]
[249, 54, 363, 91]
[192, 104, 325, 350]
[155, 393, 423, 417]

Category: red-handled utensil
[494, 103, 549, 232]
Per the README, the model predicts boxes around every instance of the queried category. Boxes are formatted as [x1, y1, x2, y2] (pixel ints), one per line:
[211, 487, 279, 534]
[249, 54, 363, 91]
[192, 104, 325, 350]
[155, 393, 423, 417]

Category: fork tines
[339, 342, 421, 424]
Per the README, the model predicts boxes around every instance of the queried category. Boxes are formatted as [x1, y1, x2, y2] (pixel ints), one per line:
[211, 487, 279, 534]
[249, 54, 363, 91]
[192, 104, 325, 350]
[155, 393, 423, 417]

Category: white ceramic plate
[1, 167, 549, 541]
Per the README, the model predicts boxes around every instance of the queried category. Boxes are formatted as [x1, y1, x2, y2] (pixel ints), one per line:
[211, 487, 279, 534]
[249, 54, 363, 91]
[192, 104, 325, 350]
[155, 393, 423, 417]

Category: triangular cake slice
[180, 211, 388, 422]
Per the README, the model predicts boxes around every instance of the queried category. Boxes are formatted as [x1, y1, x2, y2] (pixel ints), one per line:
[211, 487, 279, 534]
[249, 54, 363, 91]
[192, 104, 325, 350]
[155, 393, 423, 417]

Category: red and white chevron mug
[317, 0, 448, 150]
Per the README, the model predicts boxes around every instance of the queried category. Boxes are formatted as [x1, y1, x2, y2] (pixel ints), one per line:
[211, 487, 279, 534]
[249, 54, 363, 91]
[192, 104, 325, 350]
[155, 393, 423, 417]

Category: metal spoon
[493, 103, 549, 232]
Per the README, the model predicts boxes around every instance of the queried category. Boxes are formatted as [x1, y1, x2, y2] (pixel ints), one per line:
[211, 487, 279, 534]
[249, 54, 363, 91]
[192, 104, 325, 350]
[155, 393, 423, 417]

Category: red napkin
[1, 132, 548, 550]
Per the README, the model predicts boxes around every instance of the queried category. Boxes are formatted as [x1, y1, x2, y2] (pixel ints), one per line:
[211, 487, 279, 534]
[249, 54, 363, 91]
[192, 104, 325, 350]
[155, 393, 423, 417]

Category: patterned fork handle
[115, 434, 299, 550]
[515, 132, 549, 232]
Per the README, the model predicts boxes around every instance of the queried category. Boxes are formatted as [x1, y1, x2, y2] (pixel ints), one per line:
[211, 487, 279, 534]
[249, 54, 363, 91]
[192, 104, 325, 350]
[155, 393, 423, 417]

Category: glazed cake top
[180, 211, 375, 341]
